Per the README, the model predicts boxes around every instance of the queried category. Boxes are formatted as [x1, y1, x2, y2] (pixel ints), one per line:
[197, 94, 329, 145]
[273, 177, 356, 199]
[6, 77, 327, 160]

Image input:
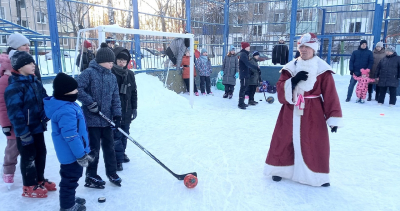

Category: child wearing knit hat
[196, 48, 213, 95]
[43, 73, 92, 211]
[5, 51, 56, 198]
[76, 43, 123, 188]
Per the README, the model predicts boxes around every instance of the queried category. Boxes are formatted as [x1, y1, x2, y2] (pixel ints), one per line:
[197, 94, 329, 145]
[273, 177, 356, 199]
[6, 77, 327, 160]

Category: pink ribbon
[295, 94, 320, 110]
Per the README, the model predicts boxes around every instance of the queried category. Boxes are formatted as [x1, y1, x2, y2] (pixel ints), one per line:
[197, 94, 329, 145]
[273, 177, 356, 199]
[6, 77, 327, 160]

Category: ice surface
[0, 73, 399, 210]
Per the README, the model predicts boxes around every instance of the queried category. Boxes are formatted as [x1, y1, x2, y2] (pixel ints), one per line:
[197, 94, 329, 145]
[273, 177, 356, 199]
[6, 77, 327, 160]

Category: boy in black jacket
[111, 47, 137, 171]
[238, 42, 259, 109]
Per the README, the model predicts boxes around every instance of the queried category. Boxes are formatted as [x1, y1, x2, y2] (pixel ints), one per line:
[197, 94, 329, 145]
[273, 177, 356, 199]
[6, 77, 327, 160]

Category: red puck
[184, 174, 198, 188]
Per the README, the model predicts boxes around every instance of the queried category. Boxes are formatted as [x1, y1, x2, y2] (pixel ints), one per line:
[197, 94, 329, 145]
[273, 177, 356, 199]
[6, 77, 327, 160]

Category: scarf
[200, 55, 208, 64]
[113, 64, 128, 94]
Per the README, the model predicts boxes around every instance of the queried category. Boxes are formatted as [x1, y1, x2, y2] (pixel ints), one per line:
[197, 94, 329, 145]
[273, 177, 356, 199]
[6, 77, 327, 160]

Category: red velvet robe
[264, 59, 343, 186]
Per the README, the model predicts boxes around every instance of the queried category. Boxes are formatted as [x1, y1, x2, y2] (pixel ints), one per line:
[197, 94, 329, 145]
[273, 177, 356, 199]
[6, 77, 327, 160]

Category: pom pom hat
[297, 33, 319, 53]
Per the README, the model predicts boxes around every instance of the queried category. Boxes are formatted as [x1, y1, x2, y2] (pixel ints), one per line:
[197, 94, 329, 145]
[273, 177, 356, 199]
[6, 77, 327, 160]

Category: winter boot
[22, 185, 48, 198]
[249, 100, 258, 105]
[201, 93, 206, 96]
[117, 163, 123, 171]
[321, 183, 330, 187]
[3, 174, 14, 190]
[39, 179, 57, 191]
[238, 104, 247, 109]
[123, 154, 130, 163]
[84, 175, 106, 189]
[360, 99, 365, 104]
[223, 92, 228, 98]
[228, 94, 233, 99]
[75, 197, 86, 205]
[195, 92, 199, 96]
[60, 203, 86, 211]
[272, 176, 282, 182]
[345, 98, 350, 102]
[107, 174, 122, 187]
[367, 93, 372, 101]
[208, 92, 214, 96]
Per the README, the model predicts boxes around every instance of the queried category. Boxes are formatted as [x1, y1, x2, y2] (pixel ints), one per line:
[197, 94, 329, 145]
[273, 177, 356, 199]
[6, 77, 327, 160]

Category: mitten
[20, 132, 33, 146]
[291, 71, 308, 88]
[87, 102, 99, 113]
[235, 72, 239, 79]
[2, 126, 12, 137]
[331, 126, 338, 133]
[113, 116, 122, 129]
[76, 153, 94, 167]
[219, 71, 224, 76]
[131, 109, 137, 121]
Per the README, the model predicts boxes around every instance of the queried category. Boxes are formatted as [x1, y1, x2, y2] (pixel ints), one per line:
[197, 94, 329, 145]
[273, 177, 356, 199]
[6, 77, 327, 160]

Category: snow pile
[0, 73, 399, 210]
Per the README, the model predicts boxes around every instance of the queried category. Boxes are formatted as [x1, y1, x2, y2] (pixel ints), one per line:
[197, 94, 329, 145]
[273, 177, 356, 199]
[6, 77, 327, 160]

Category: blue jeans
[346, 77, 358, 100]
[114, 124, 131, 163]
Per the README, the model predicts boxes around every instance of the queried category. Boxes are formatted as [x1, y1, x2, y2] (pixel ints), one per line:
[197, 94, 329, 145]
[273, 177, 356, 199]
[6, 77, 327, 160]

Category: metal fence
[0, 0, 397, 76]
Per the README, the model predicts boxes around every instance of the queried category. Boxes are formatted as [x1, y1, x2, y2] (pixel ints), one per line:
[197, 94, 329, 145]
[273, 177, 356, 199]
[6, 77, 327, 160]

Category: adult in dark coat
[376, 46, 400, 106]
[346, 40, 374, 102]
[222, 45, 238, 98]
[272, 37, 289, 65]
[76, 40, 95, 72]
[238, 42, 259, 109]
[111, 47, 137, 171]
[369, 42, 386, 101]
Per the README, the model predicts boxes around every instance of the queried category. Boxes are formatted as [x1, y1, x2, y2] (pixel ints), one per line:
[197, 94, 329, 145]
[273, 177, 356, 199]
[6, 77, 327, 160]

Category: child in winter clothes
[353, 68, 375, 103]
[181, 49, 199, 96]
[196, 48, 213, 95]
[43, 73, 91, 211]
[247, 51, 262, 105]
[4, 51, 56, 198]
[111, 46, 138, 171]
[222, 45, 238, 99]
[0, 51, 19, 189]
[77, 43, 123, 188]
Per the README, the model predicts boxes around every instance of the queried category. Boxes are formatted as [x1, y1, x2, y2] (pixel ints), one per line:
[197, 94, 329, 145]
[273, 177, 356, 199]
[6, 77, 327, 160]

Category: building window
[252, 25, 262, 36]
[274, 13, 283, 22]
[19, 0, 26, 8]
[0, 7, 5, 19]
[1, 35, 6, 44]
[297, 9, 315, 22]
[254, 3, 263, 14]
[350, 0, 370, 3]
[326, 13, 337, 24]
[63, 38, 68, 46]
[349, 22, 361, 33]
[37, 11, 46, 23]
[21, 20, 28, 27]
[233, 37, 243, 43]
[192, 17, 202, 28]
[233, 15, 243, 27]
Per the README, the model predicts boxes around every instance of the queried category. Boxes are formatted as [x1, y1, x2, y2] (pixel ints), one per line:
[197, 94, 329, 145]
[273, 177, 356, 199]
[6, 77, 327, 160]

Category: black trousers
[378, 86, 397, 105]
[248, 85, 257, 101]
[238, 78, 249, 105]
[200, 76, 211, 94]
[86, 127, 117, 177]
[60, 161, 83, 209]
[16, 133, 46, 186]
[114, 124, 130, 163]
[183, 78, 198, 93]
[224, 84, 234, 95]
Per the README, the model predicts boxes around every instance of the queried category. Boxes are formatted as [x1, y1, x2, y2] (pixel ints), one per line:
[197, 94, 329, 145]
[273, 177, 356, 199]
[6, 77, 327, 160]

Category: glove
[291, 71, 309, 87]
[235, 72, 239, 79]
[331, 126, 338, 133]
[350, 71, 354, 75]
[87, 102, 99, 114]
[2, 126, 12, 137]
[112, 116, 122, 129]
[131, 109, 137, 121]
[20, 132, 33, 145]
[76, 153, 94, 167]
[219, 71, 224, 76]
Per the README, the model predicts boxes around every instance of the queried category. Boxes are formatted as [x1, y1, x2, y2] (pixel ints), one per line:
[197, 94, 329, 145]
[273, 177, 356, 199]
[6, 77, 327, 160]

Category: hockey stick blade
[98, 112, 197, 181]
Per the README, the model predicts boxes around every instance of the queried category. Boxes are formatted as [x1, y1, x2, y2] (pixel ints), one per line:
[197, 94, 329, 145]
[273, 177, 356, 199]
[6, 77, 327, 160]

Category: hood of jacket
[88, 59, 111, 74]
[113, 47, 131, 69]
[8, 72, 37, 84]
[43, 96, 71, 119]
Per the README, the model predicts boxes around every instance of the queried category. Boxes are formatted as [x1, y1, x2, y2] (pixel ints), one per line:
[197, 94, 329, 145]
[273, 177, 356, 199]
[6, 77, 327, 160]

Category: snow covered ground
[1, 73, 399, 211]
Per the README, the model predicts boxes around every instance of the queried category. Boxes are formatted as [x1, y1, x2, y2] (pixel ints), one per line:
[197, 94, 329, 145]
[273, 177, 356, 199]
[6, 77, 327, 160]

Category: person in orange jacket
[181, 49, 199, 96]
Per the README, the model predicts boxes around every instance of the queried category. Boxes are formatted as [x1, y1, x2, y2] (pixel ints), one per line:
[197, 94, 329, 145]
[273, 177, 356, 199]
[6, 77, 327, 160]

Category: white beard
[294, 56, 319, 92]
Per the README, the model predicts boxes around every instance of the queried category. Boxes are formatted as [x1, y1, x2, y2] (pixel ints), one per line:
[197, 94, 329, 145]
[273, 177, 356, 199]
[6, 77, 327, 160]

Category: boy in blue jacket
[5, 51, 56, 198]
[44, 73, 92, 211]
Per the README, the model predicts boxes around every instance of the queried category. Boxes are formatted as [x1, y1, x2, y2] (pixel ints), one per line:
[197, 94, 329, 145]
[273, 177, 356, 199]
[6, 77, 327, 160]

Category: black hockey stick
[98, 112, 197, 180]
[263, 91, 268, 102]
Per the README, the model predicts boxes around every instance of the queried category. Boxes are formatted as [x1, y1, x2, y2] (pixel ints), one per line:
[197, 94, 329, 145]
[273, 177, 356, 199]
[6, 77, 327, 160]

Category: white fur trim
[291, 107, 330, 186]
[295, 57, 319, 92]
[283, 56, 332, 77]
[298, 42, 319, 53]
[284, 79, 295, 104]
[264, 164, 294, 180]
[326, 117, 343, 128]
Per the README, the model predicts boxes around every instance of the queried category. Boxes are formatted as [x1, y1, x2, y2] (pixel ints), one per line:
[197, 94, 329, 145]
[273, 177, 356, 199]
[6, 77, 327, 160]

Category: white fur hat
[297, 33, 319, 53]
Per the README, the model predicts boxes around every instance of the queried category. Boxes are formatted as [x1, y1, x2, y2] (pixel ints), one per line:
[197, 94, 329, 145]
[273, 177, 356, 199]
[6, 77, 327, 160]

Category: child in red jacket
[0, 51, 19, 190]
[181, 50, 199, 96]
